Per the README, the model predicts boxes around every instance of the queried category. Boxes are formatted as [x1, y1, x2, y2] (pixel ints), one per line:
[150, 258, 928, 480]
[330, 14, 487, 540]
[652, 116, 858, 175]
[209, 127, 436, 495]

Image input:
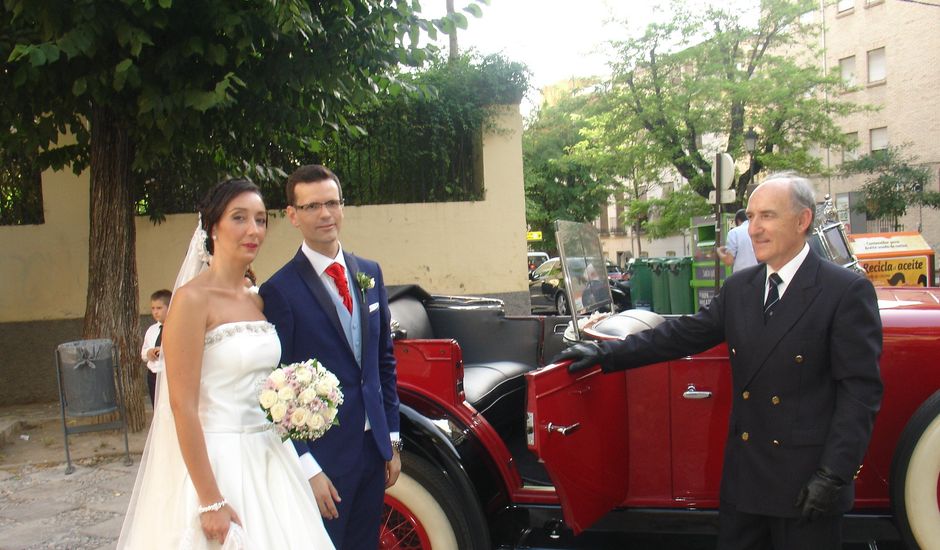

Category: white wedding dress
[118, 321, 334, 549]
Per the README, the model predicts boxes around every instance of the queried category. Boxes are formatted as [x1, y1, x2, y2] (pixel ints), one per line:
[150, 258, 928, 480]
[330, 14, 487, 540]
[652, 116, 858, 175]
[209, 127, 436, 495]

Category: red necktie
[325, 262, 353, 313]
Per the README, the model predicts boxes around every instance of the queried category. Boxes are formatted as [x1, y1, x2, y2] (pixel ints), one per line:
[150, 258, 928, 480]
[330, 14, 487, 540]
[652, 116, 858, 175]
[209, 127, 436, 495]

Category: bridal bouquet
[258, 359, 344, 441]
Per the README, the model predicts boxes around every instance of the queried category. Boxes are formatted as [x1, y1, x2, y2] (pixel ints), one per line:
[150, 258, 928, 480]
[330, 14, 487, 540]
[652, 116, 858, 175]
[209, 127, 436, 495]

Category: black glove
[552, 342, 606, 373]
[794, 468, 845, 521]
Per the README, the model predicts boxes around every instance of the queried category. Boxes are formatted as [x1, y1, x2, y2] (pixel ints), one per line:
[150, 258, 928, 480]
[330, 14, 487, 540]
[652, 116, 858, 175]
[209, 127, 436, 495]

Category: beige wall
[1, 107, 528, 323]
[813, 1, 940, 255]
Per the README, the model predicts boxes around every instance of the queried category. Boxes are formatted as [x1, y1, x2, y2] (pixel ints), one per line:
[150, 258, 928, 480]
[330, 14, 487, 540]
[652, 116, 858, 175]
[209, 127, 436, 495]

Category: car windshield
[555, 220, 612, 336]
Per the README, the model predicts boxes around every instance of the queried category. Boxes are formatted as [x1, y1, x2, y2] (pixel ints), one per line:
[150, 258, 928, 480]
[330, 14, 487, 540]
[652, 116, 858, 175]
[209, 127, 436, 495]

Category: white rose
[315, 380, 332, 395]
[259, 389, 278, 409]
[269, 402, 288, 422]
[299, 388, 318, 404]
[307, 412, 325, 431]
[325, 372, 339, 387]
[321, 408, 335, 425]
[268, 369, 287, 389]
[277, 386, 296, 401]
[294, 366, 313, 384]
[290, 408, 309, 427]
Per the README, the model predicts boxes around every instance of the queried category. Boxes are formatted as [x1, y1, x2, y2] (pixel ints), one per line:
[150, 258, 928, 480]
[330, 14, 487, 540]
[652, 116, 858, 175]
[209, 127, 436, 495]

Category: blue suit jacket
[260, 249, 400, 477]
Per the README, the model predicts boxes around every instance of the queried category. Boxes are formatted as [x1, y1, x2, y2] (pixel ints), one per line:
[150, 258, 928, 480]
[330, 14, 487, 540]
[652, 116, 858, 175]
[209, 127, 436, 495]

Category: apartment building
[813, 0, 940, 252]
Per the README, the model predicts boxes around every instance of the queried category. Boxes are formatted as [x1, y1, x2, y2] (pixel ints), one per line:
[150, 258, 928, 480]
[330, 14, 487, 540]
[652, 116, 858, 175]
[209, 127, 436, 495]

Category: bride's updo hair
[199, 178, 263, 255]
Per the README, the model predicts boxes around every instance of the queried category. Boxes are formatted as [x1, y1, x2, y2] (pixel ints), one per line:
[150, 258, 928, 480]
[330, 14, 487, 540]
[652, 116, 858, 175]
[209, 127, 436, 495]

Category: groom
[260, 164, 401, 549]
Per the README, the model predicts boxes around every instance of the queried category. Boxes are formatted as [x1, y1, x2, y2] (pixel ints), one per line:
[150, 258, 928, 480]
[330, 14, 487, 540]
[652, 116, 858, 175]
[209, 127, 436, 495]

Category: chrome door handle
[683, 384, 712, 400]
[545, 422, 581, 436]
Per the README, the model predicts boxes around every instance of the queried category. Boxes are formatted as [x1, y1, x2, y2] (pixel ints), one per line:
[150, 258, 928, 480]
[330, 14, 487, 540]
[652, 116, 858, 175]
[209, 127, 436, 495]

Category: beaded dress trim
[204, 320, 275, 346]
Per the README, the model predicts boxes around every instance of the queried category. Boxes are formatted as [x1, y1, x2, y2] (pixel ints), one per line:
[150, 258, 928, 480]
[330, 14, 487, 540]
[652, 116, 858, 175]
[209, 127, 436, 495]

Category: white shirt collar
[766, 242, 810, 299]
[300, 241, 346, 276]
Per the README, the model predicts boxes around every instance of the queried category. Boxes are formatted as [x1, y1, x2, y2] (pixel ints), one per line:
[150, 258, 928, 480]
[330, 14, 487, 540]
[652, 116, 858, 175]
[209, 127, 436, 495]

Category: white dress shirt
[140, 322, 162, 373]
[764, 242, 810, 303]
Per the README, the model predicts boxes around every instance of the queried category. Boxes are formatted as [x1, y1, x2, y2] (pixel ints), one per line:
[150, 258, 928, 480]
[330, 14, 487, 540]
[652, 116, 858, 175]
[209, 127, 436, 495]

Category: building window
[839, 56, 856, 86]
[870, 127, 888, 152]
[842, 132, 860, 163]
[837, 0, 854, 12]
[867, 47, 886, 83]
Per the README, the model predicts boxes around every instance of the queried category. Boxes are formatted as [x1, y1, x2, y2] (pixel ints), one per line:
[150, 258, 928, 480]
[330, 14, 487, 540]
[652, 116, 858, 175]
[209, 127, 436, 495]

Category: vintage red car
[377, 225, 940, 550]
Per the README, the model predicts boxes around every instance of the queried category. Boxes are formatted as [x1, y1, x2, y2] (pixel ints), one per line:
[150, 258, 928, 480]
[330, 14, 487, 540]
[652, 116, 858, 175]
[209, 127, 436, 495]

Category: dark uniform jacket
[597, 249, 883, 517]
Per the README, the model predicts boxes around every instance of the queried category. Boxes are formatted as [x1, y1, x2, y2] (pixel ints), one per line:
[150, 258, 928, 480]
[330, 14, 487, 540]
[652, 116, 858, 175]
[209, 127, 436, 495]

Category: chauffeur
[556, 173, 883, 550]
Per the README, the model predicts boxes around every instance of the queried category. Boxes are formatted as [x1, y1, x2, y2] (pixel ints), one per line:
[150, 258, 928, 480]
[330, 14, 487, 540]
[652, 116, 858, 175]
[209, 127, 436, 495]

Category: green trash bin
[649, 259, 671, 315]
[627, 258, 653, 311]
[666, 257, 694, 314]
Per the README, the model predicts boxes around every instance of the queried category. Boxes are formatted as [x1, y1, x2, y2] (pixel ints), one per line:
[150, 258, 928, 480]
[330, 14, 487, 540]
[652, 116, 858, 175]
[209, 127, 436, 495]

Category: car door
[525, 362, 630, 534]
[668, 347, 732, 504]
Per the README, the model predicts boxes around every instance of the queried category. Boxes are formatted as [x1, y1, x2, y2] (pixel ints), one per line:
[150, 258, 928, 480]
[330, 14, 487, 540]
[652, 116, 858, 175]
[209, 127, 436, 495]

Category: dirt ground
[0, 403, 148, 470]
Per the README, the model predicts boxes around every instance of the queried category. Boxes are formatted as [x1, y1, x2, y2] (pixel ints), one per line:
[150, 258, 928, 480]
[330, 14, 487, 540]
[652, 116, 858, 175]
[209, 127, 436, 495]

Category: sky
[423, 0, 653, 113]
[422, 0, 759, 114]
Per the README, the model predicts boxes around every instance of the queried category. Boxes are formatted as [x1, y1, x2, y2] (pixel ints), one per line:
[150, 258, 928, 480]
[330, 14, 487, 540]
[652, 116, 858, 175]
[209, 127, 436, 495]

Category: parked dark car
[529, 257, 570, 314]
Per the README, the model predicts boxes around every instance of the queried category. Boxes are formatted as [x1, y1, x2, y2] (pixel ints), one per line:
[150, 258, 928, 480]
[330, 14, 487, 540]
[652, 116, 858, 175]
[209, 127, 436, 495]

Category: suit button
[771, 396, 781, 405]
[741, 432, 749, 441]
[772, 439, 780, 446]
[731, 348, 736, 356]
[742, 391, 750, 400]
[795, 355, 804, 363]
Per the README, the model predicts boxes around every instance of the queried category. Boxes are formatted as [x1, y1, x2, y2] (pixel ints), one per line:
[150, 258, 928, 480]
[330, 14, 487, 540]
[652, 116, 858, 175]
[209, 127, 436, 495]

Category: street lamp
[744, 127, 758, 188]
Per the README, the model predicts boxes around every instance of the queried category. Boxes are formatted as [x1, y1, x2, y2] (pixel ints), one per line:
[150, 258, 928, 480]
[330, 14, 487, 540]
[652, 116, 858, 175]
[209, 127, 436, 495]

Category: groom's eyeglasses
[294, 199, 344, 213]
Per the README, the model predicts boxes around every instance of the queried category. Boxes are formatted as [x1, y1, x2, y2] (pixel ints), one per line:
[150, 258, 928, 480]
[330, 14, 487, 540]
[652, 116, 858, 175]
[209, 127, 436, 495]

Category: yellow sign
[526, 231, 543, 242]
[860, 255, 930, 287]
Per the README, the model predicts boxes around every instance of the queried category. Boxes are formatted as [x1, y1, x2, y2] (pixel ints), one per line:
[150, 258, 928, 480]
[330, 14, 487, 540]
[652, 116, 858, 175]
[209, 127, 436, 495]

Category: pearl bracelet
[197, 499, 228, 514]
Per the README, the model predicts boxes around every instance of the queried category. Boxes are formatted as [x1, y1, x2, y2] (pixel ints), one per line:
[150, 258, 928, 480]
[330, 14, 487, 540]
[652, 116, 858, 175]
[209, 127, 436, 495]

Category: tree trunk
[84, 104, 146, 432]
[446, 0, 458, 61]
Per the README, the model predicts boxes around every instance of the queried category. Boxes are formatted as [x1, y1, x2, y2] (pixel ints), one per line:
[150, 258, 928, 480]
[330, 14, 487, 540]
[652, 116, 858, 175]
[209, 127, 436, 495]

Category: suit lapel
[291, 249, 354, 358]
[741, 252, 823, 388]
[345, 251, 371, 358]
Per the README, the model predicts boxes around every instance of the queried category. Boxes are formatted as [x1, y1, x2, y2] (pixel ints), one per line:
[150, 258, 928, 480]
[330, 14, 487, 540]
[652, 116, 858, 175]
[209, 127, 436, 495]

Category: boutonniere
[355, 272, 375, 300]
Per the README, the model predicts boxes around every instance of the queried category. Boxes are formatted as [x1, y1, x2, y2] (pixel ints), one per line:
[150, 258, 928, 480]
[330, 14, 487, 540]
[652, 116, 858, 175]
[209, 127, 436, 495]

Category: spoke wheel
[380, 494, 432, 550]
[556, 292, 569, 315]
[381, 451, 489, 550]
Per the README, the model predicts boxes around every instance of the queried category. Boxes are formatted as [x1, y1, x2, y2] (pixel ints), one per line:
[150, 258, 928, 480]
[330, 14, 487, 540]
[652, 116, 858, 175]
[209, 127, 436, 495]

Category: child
[140, 289, 171, 405]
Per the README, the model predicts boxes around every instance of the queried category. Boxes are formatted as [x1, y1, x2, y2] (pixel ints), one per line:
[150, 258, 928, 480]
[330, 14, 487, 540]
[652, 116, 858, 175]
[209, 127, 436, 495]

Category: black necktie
[154, 325, 163, 347]
[764, 273, 783, 318]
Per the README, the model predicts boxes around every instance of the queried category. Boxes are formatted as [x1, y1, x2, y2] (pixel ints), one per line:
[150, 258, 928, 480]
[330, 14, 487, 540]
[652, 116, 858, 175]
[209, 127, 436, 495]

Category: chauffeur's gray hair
[762, 171, 817, 234]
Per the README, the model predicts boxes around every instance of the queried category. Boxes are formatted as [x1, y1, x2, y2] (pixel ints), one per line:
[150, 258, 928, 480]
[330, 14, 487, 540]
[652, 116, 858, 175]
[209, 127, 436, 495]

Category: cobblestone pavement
[0, 457, 138, 550]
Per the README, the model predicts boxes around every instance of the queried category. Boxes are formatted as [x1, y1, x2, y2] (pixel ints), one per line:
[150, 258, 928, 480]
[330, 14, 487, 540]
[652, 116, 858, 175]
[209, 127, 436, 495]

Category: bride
[119, 179, 334, 549]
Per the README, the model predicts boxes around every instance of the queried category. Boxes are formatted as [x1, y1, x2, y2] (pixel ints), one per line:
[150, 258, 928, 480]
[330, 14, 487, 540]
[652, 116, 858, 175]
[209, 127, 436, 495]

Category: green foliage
[598, 0, 860, 204]
[322, 51, 530, 205]
[0, 150, 43, 225]
[523, 83, 614, 253]
[0, 0, 490, 219]
[840, 147, 937, 220]
[633, 187, 712, 239]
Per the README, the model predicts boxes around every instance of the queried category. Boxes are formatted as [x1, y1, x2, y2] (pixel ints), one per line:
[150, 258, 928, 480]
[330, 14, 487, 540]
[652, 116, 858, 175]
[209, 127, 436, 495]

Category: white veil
[118, 218, 211, 548]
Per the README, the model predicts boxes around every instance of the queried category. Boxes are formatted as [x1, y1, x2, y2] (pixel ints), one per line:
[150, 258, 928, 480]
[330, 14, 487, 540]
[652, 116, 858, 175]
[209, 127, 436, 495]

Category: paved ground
[0, 402, 148, 550]
[0, 403, 906, 550]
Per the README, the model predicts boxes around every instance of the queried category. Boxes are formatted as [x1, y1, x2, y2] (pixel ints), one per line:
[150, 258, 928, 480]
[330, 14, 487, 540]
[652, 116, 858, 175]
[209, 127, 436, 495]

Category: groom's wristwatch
[391, 439, 404, 453]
